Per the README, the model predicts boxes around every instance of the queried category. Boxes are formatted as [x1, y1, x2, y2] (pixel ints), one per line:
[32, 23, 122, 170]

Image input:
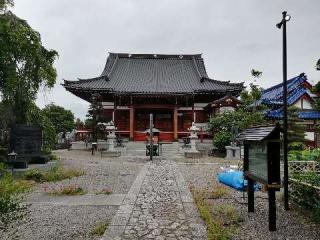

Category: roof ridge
[263, 73, 306, 93]
[109, 52, 202, 60]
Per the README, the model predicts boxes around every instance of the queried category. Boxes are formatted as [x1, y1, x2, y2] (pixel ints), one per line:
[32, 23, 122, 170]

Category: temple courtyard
[1, 143, 320, 240]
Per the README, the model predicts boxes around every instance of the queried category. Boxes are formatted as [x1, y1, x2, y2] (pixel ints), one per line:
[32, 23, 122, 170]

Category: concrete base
[225, 146, 241, 159]
[97, 140, 108, 151]
[70, 141, 91, 150]
[184, 151, 202, 158]
[101, 150, 121, 157]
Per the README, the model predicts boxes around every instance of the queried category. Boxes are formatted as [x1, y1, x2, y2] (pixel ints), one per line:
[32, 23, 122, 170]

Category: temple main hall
[63, 53, 244, 141]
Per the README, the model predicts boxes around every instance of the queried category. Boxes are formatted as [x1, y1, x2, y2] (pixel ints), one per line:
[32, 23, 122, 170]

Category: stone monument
[184, 122, 202, 158]
[101, 121, 121, 157]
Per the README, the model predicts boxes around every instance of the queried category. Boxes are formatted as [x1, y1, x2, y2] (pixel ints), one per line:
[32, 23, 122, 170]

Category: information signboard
[248, 143, 268, 183]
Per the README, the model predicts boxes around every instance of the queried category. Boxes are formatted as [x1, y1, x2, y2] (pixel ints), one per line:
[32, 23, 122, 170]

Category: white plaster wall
[305, 132, 314, 141]
[302, 98, 313, 110]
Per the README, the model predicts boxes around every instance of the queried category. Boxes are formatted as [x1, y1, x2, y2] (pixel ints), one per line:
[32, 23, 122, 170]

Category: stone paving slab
[102, 159, 207, 240]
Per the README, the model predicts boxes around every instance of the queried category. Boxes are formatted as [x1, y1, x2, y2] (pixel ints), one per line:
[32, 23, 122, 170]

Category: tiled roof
[237, 125, 280, 141]
[63, 53, 244, 95]
[265, 109, 320, 120]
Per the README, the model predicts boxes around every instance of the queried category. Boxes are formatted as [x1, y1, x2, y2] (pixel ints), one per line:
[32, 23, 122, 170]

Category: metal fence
[288, 161, 320, 173]
[289, 178, 320, 211]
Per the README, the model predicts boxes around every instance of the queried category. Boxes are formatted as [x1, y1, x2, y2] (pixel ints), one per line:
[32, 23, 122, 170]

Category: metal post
[268, 189, 277, 231]
[282, 11, 289, 211]
[150, 113, 153, 161]
[277, 11, 290, 210]
[247, 179, 255, 213]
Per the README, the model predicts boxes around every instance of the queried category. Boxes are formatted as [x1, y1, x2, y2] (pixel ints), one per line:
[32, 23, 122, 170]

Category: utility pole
[276, 11, 291, 210]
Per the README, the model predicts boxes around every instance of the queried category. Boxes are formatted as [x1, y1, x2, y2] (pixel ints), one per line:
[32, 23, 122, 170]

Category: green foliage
[191, 188, 238, 240]
[0, 0, 13, 11]
[45, 184, 86, 196]
[27, 103, 56, 151]
[96, 187, 113, 195]
[213, 131, 232, 152]
[0, 10, 58, 124]
[42, 103, 75, 134]
[90, 221, 109, 236]
[24, 164, 84, 183]
[240, 83, 263, 109]
[291, 173, 320, 222]
[0, 164, 29, 230]
[287, 106, 305, 144]
[288, 142, 306, 151]
[289, 148, 320, 162]
[75, 118, 85, 129]
[209, 109, 266, 151]
[251, 69, 262, 78]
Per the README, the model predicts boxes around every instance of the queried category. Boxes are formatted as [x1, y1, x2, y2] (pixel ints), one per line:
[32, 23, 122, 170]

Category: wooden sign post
[238, 124, 281, 231]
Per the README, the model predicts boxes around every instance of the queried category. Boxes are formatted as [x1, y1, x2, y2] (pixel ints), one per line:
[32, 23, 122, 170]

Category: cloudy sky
[12, 0, 320, 120]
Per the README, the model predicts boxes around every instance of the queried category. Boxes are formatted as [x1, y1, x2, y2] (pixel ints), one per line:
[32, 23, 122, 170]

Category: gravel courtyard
[1, 148, 320, 240]
[178, 161, 320, 240]
[1, 150, 145, 240]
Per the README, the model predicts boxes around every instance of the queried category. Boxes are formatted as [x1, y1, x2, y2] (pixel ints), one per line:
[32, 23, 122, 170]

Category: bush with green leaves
[0, 163, 29, 231]
[291, 172, 320, 223]
[213, 131, 233, 152]
[289, 148, 320, 162]
[209, 109, 266, 151]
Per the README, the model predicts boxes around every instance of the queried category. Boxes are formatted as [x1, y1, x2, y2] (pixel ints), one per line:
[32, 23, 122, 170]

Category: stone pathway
[102, 158, 207, 240]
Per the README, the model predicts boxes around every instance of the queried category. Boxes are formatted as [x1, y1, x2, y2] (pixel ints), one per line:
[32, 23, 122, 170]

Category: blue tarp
[217, 170, 259, 191]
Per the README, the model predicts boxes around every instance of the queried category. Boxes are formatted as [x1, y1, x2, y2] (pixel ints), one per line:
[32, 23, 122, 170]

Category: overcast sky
[12, 0, 320, 120]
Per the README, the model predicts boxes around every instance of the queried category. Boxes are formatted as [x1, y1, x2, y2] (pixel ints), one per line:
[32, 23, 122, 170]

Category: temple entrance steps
[125, 141, 181, 158]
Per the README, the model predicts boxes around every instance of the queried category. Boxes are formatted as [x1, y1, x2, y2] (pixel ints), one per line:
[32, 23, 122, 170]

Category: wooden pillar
[113, 96, 116, 123]
[173, 106, 178, 141]
[130, 106, 134, 141]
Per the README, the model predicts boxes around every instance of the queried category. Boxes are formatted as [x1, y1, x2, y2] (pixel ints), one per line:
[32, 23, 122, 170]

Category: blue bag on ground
[217, 170, 259, 191]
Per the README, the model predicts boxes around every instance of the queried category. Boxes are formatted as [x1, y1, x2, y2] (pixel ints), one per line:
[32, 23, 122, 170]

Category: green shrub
[288, 142, 305, 151]
[0, 170, 29, 230]
[90, 221, 109, 236]
[24, 164, 84, 183]
[213, 131, 232, 152]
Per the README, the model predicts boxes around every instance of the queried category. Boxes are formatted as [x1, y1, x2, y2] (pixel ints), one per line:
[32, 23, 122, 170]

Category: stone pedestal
[225, 146, 241, 159]
[97, 140, 108, 151]
[71, 141, 91, 150]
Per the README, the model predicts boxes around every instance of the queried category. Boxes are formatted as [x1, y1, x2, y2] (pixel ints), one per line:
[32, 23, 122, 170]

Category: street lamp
[316, 59, 320, 71]
[276, 11, 291, 211]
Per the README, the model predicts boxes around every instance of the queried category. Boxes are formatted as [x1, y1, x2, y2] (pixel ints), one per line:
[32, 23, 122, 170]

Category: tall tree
[240, 69, 263, 109]
[287, 106, 305, 144]
[0, 6, 58, 124]
[42, 104, 75, 134]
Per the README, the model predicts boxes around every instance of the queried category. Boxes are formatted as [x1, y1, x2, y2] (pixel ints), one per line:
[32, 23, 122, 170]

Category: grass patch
[191, 187, 240, 240]
[24, 163, 84, 183]
[209, 186, 230, 199]
[0, 163, 30, 230]
[90, 221, 109, 236]
[96, 187, 112, 195]
[44, 184, 86, 196]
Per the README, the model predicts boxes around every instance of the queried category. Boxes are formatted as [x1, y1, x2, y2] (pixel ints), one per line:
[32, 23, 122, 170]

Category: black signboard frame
[237, 124, 282, 231]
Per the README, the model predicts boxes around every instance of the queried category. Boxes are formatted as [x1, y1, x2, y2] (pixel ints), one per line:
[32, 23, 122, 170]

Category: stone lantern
[188, 122, 200, 152]
[105, 121, 117, 151]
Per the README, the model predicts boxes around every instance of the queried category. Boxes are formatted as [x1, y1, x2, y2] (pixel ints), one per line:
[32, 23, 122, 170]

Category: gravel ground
[1, 150, 145, 240]
[178, 160, 320, 240]
[2, 205, 117, 240]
